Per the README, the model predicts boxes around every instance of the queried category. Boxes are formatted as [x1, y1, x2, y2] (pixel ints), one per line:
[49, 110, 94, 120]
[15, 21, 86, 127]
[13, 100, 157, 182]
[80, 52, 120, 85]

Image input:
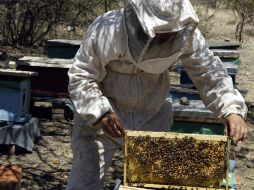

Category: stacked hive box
[10, 56, 72, 97]
[0, 69, 37, 122]
[9, 39, 79, 120]
[0, 77, 30, 122]
[178, 40, 241, 87]
[0, 69, 40, 154]
[168, 41, 243, 190]
[10, 39, 81, 97]
[171, 41, 243, 135]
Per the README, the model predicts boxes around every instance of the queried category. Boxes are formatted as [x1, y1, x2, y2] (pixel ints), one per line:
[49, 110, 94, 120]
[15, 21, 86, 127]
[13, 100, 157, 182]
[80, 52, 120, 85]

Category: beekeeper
[67, 0, 248, 189]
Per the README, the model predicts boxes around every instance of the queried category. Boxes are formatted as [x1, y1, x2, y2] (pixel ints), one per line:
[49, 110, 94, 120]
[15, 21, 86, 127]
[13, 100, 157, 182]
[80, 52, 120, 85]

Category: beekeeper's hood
[125, 0, 199, 73]
[126, 0, 199, 37]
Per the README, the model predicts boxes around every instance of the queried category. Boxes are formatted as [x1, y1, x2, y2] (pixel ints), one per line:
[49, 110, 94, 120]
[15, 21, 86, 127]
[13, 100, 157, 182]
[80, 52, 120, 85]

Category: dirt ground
[0, 6, 254, 190]
[206, 9, 254, 189]
[233, 37, 254, 190]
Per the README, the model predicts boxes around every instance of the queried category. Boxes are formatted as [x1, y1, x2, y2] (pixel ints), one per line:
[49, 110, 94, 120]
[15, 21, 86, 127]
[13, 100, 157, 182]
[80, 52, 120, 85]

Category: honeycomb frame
[124, 130, 230, 190]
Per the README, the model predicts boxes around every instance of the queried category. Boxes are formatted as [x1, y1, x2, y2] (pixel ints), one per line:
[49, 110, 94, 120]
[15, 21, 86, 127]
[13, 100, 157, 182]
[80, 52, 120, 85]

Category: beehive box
[179, 63, 238, 86]
[124, 131, 230, 190]
[10, 56, 72, 97]
[45, 39, 81, 59]
[0, 77, 31, 122]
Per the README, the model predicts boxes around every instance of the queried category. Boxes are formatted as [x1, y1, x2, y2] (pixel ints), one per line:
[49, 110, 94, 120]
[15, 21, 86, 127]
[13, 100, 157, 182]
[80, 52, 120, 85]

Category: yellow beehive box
[123, 131, 230, 190]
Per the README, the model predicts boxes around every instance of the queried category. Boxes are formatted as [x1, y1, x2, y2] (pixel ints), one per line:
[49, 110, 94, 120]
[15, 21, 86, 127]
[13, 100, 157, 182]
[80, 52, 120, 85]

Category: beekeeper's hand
[225, 114, 247, 145]
[100, 112, 125, 138]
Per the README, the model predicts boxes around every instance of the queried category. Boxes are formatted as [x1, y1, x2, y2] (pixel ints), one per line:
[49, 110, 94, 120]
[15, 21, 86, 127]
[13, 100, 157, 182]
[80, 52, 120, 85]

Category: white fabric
[67, 1, 247, 189]
[66, 118, 118, 190]
[179, 29, 247, 118]
[125, 1, 196, 73]
[127, 0, 199, 37]
[135, 48, 181, 74]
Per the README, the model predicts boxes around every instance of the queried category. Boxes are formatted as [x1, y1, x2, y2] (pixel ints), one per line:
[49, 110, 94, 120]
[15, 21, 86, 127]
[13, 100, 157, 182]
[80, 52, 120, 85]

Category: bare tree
[232, 0, 254, 42]
[1, 0, 67, 47]
[65, 0, 102, 32]
[0, 0, 124, 47]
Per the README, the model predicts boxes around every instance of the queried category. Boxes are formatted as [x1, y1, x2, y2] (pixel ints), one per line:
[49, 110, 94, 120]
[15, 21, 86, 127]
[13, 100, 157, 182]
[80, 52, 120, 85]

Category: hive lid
[9, 56, 73, 69]
[211, 49, 240, 59]
[45, 39, 82, 47]
[0, 69, 38, 78]
[207, 40, 241, 50]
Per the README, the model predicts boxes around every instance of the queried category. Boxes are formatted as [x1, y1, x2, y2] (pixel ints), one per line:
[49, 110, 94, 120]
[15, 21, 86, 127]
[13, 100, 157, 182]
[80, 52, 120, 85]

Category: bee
[126, 134, 227, 188]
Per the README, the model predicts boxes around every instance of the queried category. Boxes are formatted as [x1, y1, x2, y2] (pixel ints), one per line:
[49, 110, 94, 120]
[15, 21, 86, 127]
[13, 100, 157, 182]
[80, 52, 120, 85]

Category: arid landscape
[0, 4, 254, 190]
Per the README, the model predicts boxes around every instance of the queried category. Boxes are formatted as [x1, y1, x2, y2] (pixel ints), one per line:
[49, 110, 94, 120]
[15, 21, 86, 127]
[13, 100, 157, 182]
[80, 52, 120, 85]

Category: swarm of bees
[126, 135, 228, 188]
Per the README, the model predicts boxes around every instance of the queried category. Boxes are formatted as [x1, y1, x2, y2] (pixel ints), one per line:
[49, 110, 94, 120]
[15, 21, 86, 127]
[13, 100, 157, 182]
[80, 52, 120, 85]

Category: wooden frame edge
[124, 131, 128, 187]
[119, 184, 226, 190]
[126, 130, 228, 142]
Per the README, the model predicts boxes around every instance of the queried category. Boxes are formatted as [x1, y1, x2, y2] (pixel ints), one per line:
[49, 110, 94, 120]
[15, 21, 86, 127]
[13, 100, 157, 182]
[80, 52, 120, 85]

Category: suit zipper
[132, 74, 141, 129]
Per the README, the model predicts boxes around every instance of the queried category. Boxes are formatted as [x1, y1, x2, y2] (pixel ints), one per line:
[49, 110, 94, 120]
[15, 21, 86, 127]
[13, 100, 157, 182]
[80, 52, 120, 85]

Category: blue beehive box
[178, 44, 241, 86]
[45, 39, 81, 59]
[178, 61, 239, 86]
[0, 70, 36, 122]
[0, 78, 30, 122]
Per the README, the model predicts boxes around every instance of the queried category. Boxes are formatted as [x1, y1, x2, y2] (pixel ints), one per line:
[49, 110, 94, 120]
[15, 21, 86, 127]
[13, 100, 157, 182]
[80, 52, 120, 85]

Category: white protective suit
[67, 0, 247, 189]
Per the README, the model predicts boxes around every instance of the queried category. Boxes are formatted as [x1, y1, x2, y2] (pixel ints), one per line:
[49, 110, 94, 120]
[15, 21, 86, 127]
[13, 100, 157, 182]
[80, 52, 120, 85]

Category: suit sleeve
[68, 22, 113, 125]
[179, 28, 247, 119]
